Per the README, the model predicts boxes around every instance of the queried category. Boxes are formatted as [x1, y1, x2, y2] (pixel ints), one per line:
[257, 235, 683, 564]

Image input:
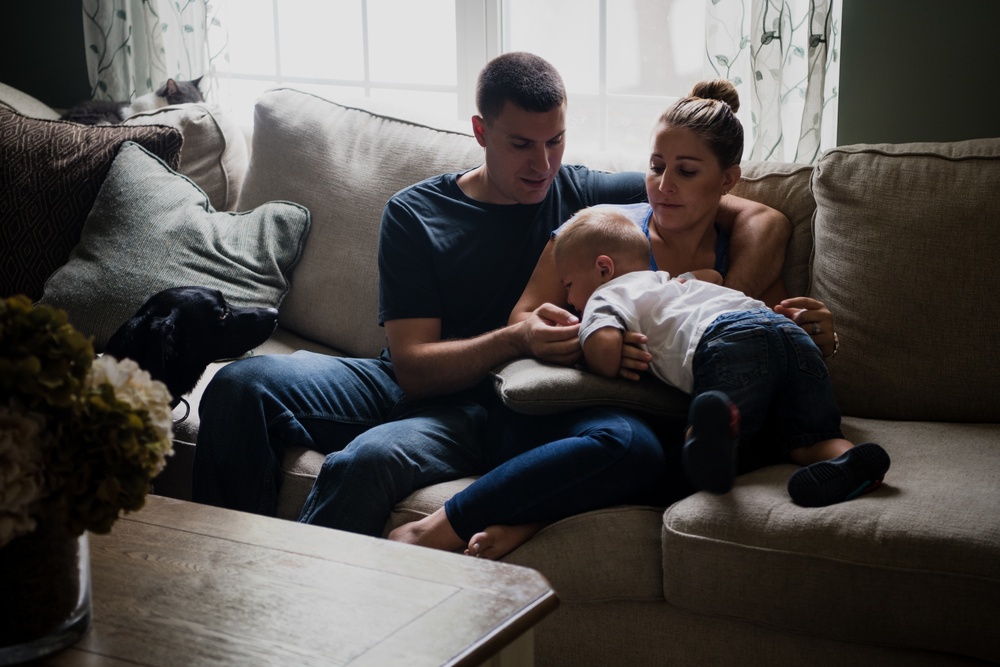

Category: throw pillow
[38, 141, 311, 351]
[123, 103, 249, 211]
[493, 358, 690, 417]
[0, 109, 183, 300]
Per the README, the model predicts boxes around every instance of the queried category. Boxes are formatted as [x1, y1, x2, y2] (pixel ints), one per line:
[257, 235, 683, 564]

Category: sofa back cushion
[730, 162, 816, 297]
[236, 90, 482, 356]
[123, 103, 248, 211]
[810, 138, 1000, 421]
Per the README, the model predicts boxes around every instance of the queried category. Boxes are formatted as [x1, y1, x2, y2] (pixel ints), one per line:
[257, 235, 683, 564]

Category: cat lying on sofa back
[61, 77, 204, 125]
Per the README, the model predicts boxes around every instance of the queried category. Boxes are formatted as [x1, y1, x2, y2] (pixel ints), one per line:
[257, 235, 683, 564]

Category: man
[192, 52, 789, 538]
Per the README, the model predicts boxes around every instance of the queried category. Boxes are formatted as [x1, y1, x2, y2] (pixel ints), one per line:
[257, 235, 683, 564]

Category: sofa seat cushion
[662, 417, 1000, 662]
[810, 138, 1000, 421]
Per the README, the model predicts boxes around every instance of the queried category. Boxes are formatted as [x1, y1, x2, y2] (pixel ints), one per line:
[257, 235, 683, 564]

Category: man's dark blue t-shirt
[378, 165, 645, 342]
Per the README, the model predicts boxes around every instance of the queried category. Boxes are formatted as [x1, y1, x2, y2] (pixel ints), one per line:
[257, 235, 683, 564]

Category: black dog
[105, 286, 278, 409]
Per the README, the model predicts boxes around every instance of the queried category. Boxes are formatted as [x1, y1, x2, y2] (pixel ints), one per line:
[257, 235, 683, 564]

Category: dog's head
[105, 286, 278, 406]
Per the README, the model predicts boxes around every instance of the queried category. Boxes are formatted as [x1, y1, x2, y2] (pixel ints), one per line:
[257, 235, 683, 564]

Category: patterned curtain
[706, 0, 840, 164]
[81, 0, 225, 102]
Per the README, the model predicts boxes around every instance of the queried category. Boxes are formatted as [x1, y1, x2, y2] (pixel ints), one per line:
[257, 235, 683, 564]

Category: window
[212, 0, 837, 158]
[214, 0, 462, 127]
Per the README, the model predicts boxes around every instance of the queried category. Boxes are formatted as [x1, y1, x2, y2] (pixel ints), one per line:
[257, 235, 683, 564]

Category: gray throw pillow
[493, 358, 690, 417]
[39, 141, 311, 351]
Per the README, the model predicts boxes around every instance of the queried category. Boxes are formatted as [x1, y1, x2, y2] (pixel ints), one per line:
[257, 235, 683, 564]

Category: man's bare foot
[387, 508, 465, 552]
[465, 522, 547, 560]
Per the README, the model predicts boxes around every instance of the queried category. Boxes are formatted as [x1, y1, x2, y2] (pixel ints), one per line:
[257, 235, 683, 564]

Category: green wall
[0, 1, 90, 109]
[838, 0, 1000, 145]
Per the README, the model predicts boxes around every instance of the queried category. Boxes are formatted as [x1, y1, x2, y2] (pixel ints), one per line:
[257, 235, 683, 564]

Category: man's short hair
[476, 52, 566, 123]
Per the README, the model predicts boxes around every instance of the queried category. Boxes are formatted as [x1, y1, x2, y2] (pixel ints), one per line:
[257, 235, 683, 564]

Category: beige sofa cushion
[237, 89, 486, 357]
[730, 162, 816, 297]
[810, 139, 1000, 421]
[492, 358, 689, 417]
[123, 103, 248, 211]
[0, 81, 61, 119]
[662, 417, 1000, 663]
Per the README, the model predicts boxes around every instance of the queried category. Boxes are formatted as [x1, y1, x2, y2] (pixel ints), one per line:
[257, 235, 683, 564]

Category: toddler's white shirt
[579, 271, 766, 393]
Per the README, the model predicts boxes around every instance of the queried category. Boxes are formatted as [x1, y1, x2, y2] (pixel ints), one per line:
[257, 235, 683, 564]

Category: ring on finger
[811, 322, 821, 335]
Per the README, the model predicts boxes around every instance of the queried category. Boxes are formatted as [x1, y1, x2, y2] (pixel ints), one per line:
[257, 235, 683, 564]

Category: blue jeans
[692, 309, 844, 454]
[192, 350, 490, 536]
[443, 404, 665, 541]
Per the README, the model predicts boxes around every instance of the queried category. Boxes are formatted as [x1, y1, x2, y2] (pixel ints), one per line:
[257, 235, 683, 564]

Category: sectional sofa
[3, 83, 998, 666]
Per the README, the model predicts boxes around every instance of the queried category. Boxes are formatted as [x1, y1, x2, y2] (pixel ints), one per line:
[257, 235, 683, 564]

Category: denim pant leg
[770, 319, 844, 450]
[692, 310, 843, 455]
[443, 406, 664, 541]
[193, 350, 407, 516]
[299, 394, 489, 535]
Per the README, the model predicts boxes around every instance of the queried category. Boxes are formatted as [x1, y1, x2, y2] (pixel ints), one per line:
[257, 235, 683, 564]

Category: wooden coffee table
[42, 495, 558, 666]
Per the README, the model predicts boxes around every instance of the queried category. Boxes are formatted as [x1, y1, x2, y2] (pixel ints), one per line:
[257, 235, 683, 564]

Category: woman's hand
[618, 331, 652, 381]
[773, 297, 838, 358]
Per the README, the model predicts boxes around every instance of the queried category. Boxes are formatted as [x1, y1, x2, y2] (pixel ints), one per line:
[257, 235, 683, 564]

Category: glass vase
[0, 523, 92, 665]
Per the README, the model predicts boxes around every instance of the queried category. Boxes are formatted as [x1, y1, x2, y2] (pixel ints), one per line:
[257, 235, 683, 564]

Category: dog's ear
[143, 310, 179, 387]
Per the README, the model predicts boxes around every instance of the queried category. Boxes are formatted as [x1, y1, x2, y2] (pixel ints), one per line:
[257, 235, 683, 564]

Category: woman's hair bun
[689, 79, 740, 114]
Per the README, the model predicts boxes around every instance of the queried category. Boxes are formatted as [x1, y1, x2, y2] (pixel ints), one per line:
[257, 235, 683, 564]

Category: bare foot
[465, 522, 547, 560]
[387, 508, 465, 552]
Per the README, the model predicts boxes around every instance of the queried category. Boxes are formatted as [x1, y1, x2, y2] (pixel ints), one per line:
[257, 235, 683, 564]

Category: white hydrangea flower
[0, 404, 47, 548]
[88, 355, 175, 461]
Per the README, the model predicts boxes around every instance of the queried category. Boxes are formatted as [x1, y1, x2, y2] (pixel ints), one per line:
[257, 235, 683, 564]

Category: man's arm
[716, 194, 791, 299]
[582, 326, 625, 379]
[385, 303, 582, 400]
[510, 240, 567, 324]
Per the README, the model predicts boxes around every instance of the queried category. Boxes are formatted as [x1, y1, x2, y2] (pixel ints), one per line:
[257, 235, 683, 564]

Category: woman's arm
[582, 326, 626, 379]
[717, 194, 791, 299]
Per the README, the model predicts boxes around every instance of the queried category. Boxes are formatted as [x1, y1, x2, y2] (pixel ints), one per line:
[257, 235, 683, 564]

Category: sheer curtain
[706, 0, 839, 163]
[81, 0, 225, 102]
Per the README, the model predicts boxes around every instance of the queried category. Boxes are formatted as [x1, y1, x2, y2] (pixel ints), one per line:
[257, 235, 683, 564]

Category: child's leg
[788, 438, 853, 466]
[787, 441, 891, 507]
[682, 390, 741, 494]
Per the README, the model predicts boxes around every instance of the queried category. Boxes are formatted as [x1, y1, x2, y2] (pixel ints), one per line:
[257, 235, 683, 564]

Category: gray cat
[61, 77, 204, 125]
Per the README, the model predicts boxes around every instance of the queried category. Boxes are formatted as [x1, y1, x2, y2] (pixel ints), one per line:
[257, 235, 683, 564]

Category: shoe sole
[788, 442, 891, 507]
[683, 391, 740, 494]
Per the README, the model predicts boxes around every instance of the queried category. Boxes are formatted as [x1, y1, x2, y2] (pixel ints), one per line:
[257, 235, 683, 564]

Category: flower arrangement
[0, 295, 174, 548]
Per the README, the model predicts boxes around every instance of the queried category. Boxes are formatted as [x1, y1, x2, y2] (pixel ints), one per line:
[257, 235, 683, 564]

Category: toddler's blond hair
[553, 207, 649, 273]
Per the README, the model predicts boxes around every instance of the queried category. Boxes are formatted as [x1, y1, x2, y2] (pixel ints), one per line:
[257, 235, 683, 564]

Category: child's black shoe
[788, 442, 890, 507]
[683, 391, 740, 494]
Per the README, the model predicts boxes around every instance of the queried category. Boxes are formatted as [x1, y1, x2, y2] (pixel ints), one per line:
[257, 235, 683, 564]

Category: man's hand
[618, 331, 651, 381]
[521, 303, 582, 365]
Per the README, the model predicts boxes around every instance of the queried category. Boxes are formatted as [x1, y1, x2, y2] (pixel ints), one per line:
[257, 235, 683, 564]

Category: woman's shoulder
[591, 202, 651, 224]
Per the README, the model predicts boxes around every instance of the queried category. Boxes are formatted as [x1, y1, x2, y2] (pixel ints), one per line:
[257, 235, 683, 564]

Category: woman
[389, 80, 840, 559]
[512, 79, 837, 369]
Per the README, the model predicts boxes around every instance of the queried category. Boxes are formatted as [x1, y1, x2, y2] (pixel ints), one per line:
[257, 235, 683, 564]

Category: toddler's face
[557, 258, 604, 314]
